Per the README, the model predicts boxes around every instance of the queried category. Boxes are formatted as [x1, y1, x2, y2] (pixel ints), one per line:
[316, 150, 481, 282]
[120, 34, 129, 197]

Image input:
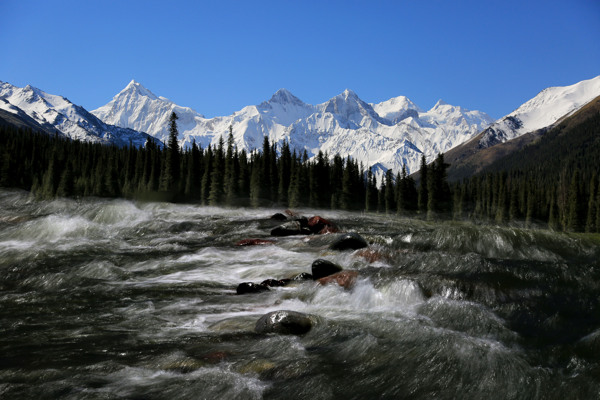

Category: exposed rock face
[311, 259, 343, 280]
[329, 232, 368, 250]
[254, 310, 313, 335]
[317, 270, 359, 289]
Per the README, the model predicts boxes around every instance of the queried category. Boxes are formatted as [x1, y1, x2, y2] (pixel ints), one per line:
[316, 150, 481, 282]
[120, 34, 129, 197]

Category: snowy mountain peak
[93, 81, 495, 176]
[0, 81, 153, 147]
[432, 99, 449, 109]
[478, 74, 600, 147]
[341, 88, 358, 98]
[267, 88, 305, 106]
[119, 79, 158, 100]
[372, 95, 422, 122]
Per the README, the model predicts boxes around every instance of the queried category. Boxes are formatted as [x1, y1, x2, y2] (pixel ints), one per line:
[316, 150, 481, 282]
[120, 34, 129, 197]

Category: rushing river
[1, 189, 600, 399]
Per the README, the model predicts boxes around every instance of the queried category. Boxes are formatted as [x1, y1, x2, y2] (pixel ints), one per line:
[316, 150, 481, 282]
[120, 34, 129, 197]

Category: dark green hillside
[451, 96, 600, 232]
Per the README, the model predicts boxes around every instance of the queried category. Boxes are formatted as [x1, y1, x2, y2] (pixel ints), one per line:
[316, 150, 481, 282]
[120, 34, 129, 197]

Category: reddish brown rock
[317, 270, 359, 289]
[235, 238, 276, 246]
[307, 216, 339, 234]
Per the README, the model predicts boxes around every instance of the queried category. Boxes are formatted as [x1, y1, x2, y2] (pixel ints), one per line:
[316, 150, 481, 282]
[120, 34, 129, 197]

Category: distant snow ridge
[0, 81, 153, 147]
[478, 75, 600, 148]
[93, 81, 493, 176]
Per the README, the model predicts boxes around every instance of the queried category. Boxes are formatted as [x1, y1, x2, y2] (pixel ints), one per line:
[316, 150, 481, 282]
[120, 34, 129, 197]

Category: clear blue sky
[1, 0, 599, 119]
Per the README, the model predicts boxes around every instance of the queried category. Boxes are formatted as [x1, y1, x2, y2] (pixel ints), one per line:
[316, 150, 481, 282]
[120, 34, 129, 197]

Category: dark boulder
[317, 270, 359, 289]
[235, 238, 276, 246]
[261, 278, 290, 287]
[255, 310, 313, 335]
[270, 221, 311, 236]
[270, 213, 289, 221]
[236, 282, 270, 295]
[311, 259, 343, 280]
[329, 232, 368, 251]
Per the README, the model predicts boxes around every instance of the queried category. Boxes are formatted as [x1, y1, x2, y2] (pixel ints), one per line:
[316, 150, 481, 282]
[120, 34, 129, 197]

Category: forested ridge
[1, 110, 599, 233]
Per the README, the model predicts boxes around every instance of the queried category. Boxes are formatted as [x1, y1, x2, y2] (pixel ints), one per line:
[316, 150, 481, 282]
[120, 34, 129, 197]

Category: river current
[1, 189, 599, 399]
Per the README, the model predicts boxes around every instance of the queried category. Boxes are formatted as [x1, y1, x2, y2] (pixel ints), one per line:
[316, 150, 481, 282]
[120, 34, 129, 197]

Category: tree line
[1, 111, 598, 233]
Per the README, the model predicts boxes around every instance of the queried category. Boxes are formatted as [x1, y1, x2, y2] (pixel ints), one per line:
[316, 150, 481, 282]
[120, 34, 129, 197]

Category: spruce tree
[384, 169, 395, 213]
[277, 140, 292, 206]
[417, 155, 428, 214]
[160, 112, 181, 193]
[209, 138, 225, 206]
[585, 173, 597, 233]
[567, 169, 583, 232]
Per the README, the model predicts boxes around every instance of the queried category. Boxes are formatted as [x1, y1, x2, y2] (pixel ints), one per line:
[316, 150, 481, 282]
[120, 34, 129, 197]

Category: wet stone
[270, 213, 288, 221]
[255, 310, 313, 335]
[261, 278, 290, 287]
[271, 221, 308, 236]
[317, 270, 359, 290]
[292, 272, 313, 281]
[311, 259, 343, 280]
[329, 232, 368, 251]
[236, 282, 270, 295]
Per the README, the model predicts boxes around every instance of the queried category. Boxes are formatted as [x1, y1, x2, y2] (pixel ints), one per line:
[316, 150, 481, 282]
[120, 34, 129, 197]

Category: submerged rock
[236, 282, 270, 295]
[270, 221, 311, 236]
[291, 272, 313, 281]
[329, 232, 368, 250]
[235, 238, 276, 246]
[311, 259, 343, 280]
[255, 310, 313, 335]
[317, 270, 359, 289]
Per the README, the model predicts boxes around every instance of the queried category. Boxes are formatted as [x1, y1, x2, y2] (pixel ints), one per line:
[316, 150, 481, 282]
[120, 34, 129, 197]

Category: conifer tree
[277, 140, 292, 206]
[365, 169, 377, 212]
[418, 155, 428, 214]
[223, 127, 238, 206]
[585, 173, 597, 233]
[200, 146, 213, 204]
[384, 169, 395, 214]
[209, 138, 225, 206]
[56, 161, 75, 198]
[160, 112, 180, 193]
[567, 169, 583, 232]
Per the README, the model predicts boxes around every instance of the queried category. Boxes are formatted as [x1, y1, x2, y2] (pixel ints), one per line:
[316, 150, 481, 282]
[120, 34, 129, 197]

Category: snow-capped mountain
[0, 81, 154, 147]
[477, 75, 600, 148]
[93, 81, 493, 175]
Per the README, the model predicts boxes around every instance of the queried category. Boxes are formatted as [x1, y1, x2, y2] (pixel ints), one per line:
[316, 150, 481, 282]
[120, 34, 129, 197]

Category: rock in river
[317, 270, 359, 289]
[236, 282, 270, 295]
[329, 232, 368, 250]
[255, 310, 313, 335]
[311, 259, 343, 280]
[270, 221, 311, 237]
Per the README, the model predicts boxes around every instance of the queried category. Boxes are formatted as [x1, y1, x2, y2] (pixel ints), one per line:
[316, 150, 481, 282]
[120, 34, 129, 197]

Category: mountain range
[1, 75, 599, 180]
[445, 75, 600, 180]
[0, 81, 153, 147]
[91, 81, 493, 176]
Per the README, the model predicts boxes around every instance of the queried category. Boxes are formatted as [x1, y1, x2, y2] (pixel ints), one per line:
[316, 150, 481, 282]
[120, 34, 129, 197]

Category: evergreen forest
[1, 111, 599, 233]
